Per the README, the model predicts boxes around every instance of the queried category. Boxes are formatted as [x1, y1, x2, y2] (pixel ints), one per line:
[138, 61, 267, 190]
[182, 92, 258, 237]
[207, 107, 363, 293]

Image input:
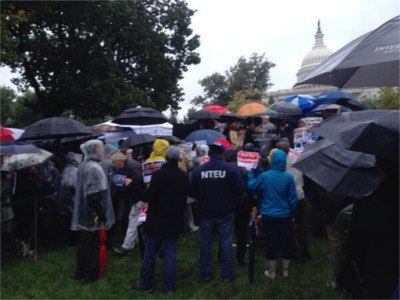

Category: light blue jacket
[247, 149, 297, 217]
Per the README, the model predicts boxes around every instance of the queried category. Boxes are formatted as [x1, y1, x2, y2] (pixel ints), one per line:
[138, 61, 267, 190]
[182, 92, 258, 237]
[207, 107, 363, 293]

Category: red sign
[237, 151, 259, 169]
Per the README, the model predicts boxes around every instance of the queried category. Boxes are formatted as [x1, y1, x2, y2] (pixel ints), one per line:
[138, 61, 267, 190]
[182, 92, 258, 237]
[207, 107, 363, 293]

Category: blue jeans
[139, 234, 178, 292]
[200, 211, 235, 281]
[262, 215, 293, 260]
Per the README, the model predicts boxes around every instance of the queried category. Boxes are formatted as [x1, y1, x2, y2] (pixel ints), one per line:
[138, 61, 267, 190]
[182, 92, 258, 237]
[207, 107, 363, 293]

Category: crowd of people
[1, 113, 398, 299]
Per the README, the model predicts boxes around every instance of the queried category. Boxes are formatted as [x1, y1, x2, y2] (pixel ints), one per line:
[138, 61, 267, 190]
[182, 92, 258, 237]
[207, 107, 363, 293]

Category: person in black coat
[132, 146, 189, 294]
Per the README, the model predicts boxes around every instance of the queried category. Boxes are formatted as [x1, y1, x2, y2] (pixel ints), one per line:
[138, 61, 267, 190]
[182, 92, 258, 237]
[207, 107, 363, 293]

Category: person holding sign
[132, 146, 189, 294]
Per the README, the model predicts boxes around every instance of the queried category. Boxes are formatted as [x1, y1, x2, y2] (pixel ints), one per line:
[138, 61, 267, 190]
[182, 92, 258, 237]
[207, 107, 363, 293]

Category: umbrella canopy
[120, 134, 156, 148]
[0, 128, 25, 141]
[112, 107, 169, 125]
[237, 103, 267, 116]
[317, 90, 354, 104]
[202, 105, 230, 114]
[309, 110, 400, 160]
[158, 135, 181, 144]
[189, 110, 221, 121]
[0, 141, 41, 155]
[219, 112, 243, 122]
[2, 149, 53, 171]
[19, 117, 93, 141]
[185, 129, 225, 145]
[60, 133, 102, 144]
[282, 94, 318, 113]
[266, 102, 302, 115]
[293, 139, 381, 198]
[311, 104, 350, 116]
[296, 15, 400, 88]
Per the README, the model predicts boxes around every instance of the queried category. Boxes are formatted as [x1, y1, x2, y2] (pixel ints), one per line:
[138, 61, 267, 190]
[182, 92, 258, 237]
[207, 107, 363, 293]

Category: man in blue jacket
[189, 142, 245, 283]
[247, 149, 297, 279]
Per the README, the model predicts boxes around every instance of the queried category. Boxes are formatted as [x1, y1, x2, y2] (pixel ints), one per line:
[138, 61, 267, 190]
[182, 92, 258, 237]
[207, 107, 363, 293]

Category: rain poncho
[71, 140, 115, 231]
[57, 152, 81, 216]
[192, 144, 209, 169]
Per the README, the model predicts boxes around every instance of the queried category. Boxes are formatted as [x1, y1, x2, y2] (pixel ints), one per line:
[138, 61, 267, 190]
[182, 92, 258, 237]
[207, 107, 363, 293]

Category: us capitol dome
[296, 20, 333, 84]
[265, 21, 380, 103]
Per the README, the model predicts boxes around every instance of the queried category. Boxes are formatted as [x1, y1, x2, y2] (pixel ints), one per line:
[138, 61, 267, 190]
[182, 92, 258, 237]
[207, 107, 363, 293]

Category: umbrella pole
[34, 196, 38, 261]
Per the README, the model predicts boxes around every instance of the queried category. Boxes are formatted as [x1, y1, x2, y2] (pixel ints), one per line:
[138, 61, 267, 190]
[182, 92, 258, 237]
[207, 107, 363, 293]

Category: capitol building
[264, 21, 381, 102]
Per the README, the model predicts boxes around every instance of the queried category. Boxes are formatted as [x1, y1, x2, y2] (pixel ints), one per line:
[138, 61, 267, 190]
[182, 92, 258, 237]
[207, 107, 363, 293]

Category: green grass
[1, 232, 342, 299]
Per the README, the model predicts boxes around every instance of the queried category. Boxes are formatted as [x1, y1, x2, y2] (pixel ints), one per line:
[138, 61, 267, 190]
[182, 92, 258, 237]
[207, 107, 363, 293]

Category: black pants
[75, 231, 100, 282]
[234, 202, 250, 264]
[294, 199, 310, 256]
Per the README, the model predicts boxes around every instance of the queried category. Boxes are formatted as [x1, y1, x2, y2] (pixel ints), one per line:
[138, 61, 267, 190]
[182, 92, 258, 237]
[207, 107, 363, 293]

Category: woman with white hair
[71, 140, 115, 283]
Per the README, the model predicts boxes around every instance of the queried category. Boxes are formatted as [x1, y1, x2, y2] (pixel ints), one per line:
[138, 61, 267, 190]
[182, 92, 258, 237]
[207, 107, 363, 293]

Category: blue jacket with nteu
[247, 149, 297, 218]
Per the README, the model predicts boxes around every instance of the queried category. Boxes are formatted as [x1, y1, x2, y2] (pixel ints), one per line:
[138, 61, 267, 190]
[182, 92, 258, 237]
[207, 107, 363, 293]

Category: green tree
[1, 1, 200, 119]
[9, 90, 43, 128]
[268, 95, 275, 106]
[182, 107, 196, 124]
[169, 110, 178, 125]
[377, 87, 400, 110]
[192, 53, 275, 107]
[0, 85, 16, 126]
[226, 88, 263, 113]
[361, 98, 379, 110]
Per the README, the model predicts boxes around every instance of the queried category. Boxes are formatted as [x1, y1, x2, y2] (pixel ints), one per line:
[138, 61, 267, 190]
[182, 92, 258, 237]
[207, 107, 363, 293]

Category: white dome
[296, 21, 333, 83]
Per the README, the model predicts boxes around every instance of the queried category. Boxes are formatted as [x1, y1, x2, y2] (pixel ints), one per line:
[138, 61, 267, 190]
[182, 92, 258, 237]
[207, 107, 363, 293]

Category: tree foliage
[377, 87, 400, 110]
[1, 85, 16, 126]
[191, 53, 275, 107]
[182, 106, 196, 124]
[1, 1, 200, 119]
[226, 88, 263, 113]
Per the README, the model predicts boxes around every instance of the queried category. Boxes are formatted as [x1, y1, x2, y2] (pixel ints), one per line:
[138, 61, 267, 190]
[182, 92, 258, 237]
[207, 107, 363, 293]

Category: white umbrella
[2, 149, 53, 171]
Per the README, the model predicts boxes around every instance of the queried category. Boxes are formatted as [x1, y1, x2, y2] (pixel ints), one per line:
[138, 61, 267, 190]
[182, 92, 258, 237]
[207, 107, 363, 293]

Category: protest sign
[142, 160, 165, 183]
[237, 151, 259, 169]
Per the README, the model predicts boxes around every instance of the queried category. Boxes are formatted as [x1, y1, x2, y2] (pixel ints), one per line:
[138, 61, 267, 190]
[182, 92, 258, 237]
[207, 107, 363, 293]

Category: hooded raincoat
[143, 139, 169, 185]
[71, 140, 115, 231]
[247, 149, 297, 218]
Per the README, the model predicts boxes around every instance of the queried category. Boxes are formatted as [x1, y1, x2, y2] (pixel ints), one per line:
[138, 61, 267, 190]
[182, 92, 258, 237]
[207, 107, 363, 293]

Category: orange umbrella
[237, 103, 267, 116]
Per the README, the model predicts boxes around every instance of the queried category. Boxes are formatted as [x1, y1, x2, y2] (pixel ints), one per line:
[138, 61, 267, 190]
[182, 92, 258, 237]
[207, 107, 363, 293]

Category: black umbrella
[112, 107, 169, 125]
[293, 139, 381, 198]
[189, 110, 221, 121]
[158, 135, 181, 144]
[317, 90, 363, 111]
[0, 141, 41, 155]
[120, 134, 156, 148]
[248, 207, 257, 284]
[19, 117, 93, 141]
[60, 133, 102, 144]
[309, 110, 400, 160]
[296, 15, 400, 88]
[219, 112, 243, 122]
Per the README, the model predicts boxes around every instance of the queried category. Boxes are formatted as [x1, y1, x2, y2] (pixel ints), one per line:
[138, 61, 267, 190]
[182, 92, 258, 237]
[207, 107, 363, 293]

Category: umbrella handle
[94, 216, 105, 229]
[251, 207, 258, 221]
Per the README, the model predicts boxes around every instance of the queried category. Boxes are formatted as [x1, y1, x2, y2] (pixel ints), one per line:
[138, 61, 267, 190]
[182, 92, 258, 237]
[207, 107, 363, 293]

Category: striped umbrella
[282, 95, 318, 113]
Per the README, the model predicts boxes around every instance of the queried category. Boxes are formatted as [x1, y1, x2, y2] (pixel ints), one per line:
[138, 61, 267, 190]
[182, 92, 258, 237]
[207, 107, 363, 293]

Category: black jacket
[142, 162, 189, 236]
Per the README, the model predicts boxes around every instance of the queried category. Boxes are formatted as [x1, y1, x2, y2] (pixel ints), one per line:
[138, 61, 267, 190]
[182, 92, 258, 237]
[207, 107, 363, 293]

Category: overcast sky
[1, 0, 399, 120]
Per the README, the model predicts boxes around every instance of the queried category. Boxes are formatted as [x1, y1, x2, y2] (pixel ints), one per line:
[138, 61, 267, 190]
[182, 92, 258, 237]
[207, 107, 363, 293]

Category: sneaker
[264, 270, 276, 280]
[114, 247, 134, 255]
[283, 269, 289, 278]
[131, 283, 153, 293]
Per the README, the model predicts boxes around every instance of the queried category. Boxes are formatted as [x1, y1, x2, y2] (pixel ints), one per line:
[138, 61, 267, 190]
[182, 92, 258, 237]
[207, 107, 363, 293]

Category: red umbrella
[203, 105, 230, 115]
[0, 127, 24, 141]
[99, 222, 107, 278]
